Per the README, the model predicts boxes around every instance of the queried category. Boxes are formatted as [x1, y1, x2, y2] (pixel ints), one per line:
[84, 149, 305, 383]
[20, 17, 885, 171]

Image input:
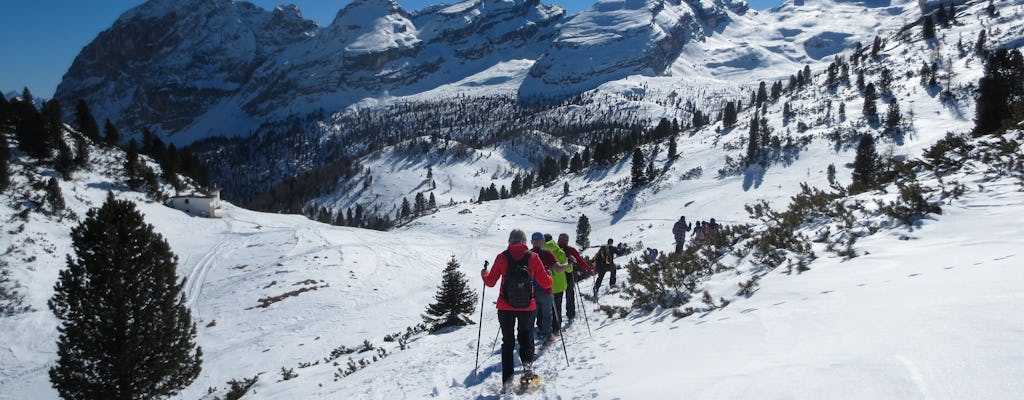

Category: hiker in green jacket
[542, 234, 569, 334]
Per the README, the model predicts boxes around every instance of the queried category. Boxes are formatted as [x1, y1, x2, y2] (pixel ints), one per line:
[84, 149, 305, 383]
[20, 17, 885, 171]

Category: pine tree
[922, 15, 936, 40]
[400, 197, 411, 219]
[646, 161, 656, 183]
[879, 68, 893, 95]
[423, 256, 478, 331]
[125, 139, 141, 190]
[630, 148, 646, 187]
[986, 0, 996, 17]
[43, 100, 64, 159]
[54, 138, 75, 180]
[770, 81, 783, 100]
[73, 134, 89, 169]
[45, 177, 65, 215]
[576, 214, 591, 249]
[667, 136, 678, 160]
[563, 181, 570, 196]
[863, 83, 879, 122]
[871, 36, 883, 57]
[856, 70, 865, 91]
[756, 82, 768, 106]
[722, 101, 738, 128]
[974, 49, 1024, 136]
[49, 193, 202, 399]
[428, 192, 437, 210]
[569, 152, 582, 173]
[0, 136, 11, 192]
[15, 99, 50, 160]
[74, 100, 101, 142]
[746, 114, 760, 165]
[885, 98, 902, 130]
[103, 119, 120, 147]
[415, 192, 427, 214]
[851, 135, 879, 193]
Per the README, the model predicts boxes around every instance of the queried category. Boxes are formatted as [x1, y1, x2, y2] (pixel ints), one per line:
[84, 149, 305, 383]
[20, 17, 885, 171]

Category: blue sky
[0, 0, 783, 99]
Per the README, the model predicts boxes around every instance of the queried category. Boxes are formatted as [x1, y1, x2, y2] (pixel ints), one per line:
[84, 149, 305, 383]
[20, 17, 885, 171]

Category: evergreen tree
[922, 15, 936, 40]
[423, 256, 478, 331]
[871, 36, 883, 57]
[630, 148, 646, 187]
[756, 81, 768, 106]
[54, 139, 75, 180]
[162, 144, 181, 190]
[667, 136, 678, 160]
[863, 83, 879, 122]
[746, 114, 760, 165]
[15, 99, 50, 160]
[770, 81, 783, 100]
[722, 101, 738, 128]
[103, 119, 120, 147]
[45, 177, 65, 215]
[885, 98, 902, 130]
[0, 136, 10, 192]
[0, 94, 9, 125]
[125, 139, 141, 190]
[986, 0, 996, 17]
[74, 100, 101, 142]
[581, 147, 591, 168]
[856, 70, 865, 91]
[646, 161, 656, 183]
[415, 193, 427, 214]
[401, 197, 411, 219]
[428, 192, 436, 210]
[510, 174, 523, 196]
[563, 181, 570, 196]
[569, 152, 582, 173]
[49, 193, 202, 399]
[879, 68, 893, 95]
[43, 100, 64, 158]
[851, 135, 879, 193]
[73, 134, 89, 169]
[21, 87, 34, 106]
[974, 49, 1024, 136]
[576, 214, 591, 249]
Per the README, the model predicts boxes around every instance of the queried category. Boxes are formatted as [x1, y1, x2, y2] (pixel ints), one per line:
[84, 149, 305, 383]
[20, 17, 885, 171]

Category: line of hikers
[672, 216, 719, 253]
[480, 229, 626, 391]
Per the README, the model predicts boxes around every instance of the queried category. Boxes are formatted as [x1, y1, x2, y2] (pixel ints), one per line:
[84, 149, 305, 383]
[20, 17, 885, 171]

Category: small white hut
[167, 188, 221, 218]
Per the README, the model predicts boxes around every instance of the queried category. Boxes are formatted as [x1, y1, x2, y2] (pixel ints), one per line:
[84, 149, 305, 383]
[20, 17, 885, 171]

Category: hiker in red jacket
[557, 233, 592, 322]
[482, 229, 553, 390]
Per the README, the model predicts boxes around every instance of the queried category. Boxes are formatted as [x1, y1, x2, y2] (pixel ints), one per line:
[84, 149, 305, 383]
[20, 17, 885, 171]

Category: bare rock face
[55, 0, 316, 136]
[517, 0, 731, 101]
[55, 0, 564, 143]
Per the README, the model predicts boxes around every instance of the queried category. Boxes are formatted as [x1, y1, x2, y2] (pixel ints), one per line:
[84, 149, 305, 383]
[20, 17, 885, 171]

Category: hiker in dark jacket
[592, 238, 623, 298]
[482, 229, 553, 389]
[672, 216, 692, 253]
[557, 233, 593, 323]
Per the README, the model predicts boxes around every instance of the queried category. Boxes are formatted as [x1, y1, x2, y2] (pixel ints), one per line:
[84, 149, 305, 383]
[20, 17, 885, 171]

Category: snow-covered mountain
[55, 0, 920, 145]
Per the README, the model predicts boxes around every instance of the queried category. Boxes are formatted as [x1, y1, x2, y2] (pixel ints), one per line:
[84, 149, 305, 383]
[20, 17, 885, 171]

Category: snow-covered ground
[3, 0, 1024, 398]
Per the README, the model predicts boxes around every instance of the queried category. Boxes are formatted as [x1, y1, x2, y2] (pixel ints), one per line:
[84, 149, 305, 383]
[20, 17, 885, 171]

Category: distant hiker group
[479, 229, 596, 393]
[672, 216, 719, 252]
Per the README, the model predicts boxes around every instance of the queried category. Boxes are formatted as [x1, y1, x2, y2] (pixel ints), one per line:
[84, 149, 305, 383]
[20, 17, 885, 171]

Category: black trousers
[565, 270, 576, 320]
[498, 310, 536, 384]
[593, 265, 616, 294]
[675, 237, 685, 253]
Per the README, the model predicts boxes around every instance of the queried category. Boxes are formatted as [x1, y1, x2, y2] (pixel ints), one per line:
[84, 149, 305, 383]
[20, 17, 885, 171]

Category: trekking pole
[556, 304, 570, 367]
[574, 277, 593, 339]
[474, 261, 489, 377]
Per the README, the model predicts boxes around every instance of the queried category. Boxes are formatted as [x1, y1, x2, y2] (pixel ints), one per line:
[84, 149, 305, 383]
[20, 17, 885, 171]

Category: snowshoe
[519, 370, 542, 392]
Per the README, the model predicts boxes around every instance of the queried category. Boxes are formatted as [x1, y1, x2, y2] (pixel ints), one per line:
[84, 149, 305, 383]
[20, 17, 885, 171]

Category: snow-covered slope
[4, 0, 1024, 398]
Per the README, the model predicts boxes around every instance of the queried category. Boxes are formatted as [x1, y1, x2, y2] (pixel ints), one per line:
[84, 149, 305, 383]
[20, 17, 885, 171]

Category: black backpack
[502, 250, 534, 308]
